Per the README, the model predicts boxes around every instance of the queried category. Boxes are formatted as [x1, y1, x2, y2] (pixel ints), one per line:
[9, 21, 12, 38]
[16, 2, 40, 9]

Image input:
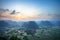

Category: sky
[0, 0, 60, 21]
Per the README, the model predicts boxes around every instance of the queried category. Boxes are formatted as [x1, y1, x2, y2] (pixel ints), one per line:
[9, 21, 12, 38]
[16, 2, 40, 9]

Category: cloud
[0, 9, 60, 21]
[11, 10, 16, 14]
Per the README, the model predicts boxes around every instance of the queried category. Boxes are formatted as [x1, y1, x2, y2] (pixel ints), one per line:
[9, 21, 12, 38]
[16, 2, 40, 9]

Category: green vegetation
[0, 21, 60, 40]
[10, 35, 21, 40]
[0, 27, 60, 40]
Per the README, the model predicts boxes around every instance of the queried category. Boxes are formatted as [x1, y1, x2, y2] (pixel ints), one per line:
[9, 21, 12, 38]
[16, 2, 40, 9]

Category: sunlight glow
[11, 5, 37, 16]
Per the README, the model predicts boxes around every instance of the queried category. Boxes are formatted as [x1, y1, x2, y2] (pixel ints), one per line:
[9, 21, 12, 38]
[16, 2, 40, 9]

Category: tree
[10, 35, 21, 40]
[0, 37, 6, 40]
[23, 36, 28, 40]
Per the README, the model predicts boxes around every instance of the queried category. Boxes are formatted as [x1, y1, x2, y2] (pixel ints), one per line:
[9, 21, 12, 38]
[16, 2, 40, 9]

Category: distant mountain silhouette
[0, 20, 9, 35]
[0, 20, 60, 29]
[22, 21, 39, 30]
[0, 20, 9, 28]
[57, 21, 60, 26]
[0, 20, 24, 28]
[52, 21, 60, 26]
[39, 21, 53, 29]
